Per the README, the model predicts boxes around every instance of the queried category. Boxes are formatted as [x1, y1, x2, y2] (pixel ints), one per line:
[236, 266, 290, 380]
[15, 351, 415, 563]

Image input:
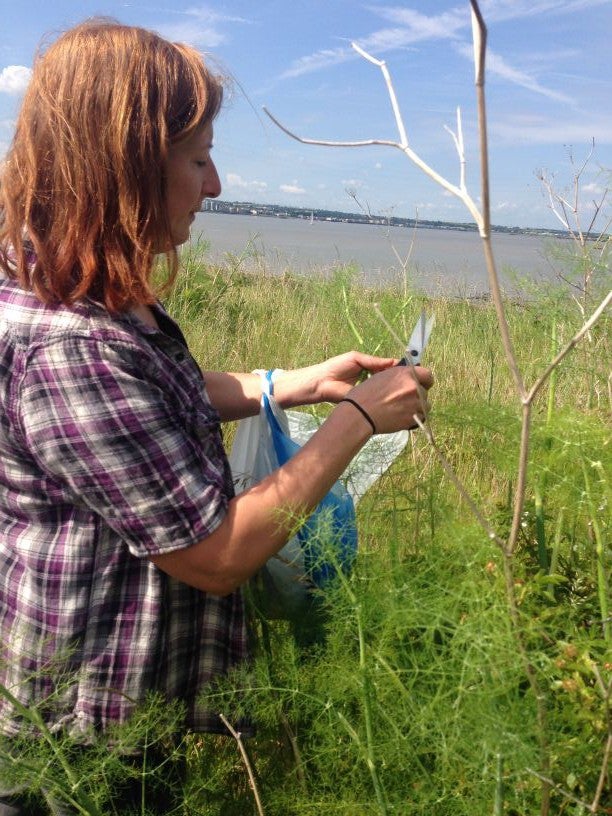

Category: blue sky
[1, 1, 611, 229]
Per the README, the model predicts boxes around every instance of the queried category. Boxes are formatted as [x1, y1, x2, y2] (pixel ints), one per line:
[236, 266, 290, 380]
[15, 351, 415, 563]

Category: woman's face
[164, 122, 221, 246]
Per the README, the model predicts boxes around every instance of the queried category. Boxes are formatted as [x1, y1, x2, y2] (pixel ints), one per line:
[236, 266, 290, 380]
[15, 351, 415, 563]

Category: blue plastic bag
[261, 386, 357, 588]
[229, 370, 357, 620]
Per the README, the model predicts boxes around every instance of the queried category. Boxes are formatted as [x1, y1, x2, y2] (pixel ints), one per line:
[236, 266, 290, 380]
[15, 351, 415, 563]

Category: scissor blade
[403, 311, 434, 365]
[421, 314, 435, 352]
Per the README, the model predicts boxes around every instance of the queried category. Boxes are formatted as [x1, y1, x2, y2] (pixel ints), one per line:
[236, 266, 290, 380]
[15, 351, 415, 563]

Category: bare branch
[264, 64, 485, 231]
[585, 188, 608, 237]
[507, 404, 532, 557]
[592, 733, 612, 813]
[219, 713, 265, 816]
[526, 768, 594, 812]
[539, 172, 575, 233]
[574, 138, 597, 217]
[526, 288, 612, 404]
[590, 662, 612, 700]
[352, 42, 409, 148]
[372, 303, 406, 349]
[262, 108, 399, 150]
[444, 108, 468, 192]
[595, 214, 612, 246]
[467, 3, 526, 399]
[413, 415, 505, 549]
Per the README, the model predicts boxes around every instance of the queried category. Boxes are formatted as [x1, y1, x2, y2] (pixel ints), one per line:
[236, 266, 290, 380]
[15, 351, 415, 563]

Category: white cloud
[582, 181, 607, 195]
[280, 183, 306, 194]
[157, 6, 250, 48]
[342, 178, 367, 189]
[280, 47, 352, 80]
[280, 2, 609, 83]
[225, 172, 267, 191]
[372, 0, 612, 31]
[279, 9, 464, 80]
[454, 42, 572, 103]
[481, 0, 612, 22]
[491, 115, 612, 145]
[492, 201, 519, 212]
[184, 6, 249, 25]
[414, 201, 437, 210]
[0, 65, 31, 95]
[366, 7, 467, 39]
[357, 27, 429, 52]
[158, 23, 225, 47]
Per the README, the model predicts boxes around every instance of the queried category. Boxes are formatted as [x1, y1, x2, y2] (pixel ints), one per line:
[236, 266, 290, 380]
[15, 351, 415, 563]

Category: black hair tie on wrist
[339, 397, 377, 435]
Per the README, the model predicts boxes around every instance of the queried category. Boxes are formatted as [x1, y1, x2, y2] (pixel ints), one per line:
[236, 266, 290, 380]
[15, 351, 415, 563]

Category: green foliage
[180, 250, 609, 814]
[0, 690, 187, 815]
[3, 244, 609, 814]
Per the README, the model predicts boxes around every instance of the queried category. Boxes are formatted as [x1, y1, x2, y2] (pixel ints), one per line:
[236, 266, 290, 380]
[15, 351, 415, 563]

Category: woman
[0, 19, 433, 813]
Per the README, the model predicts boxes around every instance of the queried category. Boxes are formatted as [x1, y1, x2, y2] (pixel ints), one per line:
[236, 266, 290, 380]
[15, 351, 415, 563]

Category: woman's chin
[169, 227, 191, 247]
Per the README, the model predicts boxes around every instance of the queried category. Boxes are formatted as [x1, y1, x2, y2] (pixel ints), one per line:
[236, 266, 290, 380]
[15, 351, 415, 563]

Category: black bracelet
[339, 397, 377, 436]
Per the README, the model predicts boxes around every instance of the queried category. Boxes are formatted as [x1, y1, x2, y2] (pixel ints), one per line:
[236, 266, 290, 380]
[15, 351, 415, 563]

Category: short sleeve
[17, 333, 229, 558]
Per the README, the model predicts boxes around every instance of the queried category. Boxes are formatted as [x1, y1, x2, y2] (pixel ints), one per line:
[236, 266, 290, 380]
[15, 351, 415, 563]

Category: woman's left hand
[273, 351, 398, 408]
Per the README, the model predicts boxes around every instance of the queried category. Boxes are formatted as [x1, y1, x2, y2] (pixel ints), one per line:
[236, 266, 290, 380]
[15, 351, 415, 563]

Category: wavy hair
[0, 19, 224, 311]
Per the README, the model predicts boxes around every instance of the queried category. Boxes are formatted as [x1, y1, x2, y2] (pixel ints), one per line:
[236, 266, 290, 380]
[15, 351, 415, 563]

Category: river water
[191, 212, 564, 297]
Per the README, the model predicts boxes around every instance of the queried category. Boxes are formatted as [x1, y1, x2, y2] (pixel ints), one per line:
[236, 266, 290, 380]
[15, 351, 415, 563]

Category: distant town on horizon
[201, 199, 582, 240]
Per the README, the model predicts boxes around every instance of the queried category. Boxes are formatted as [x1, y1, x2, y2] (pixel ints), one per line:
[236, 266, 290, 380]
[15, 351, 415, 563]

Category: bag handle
[255, 369, 287, 442]
[254, 368, 281, 398]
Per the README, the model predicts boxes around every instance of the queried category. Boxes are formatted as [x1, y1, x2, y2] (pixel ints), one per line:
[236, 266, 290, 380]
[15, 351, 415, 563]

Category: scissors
[397, 310, 435, 366]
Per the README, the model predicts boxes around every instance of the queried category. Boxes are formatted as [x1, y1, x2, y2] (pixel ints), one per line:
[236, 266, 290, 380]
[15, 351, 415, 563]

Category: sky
[1, 1, 611, 230]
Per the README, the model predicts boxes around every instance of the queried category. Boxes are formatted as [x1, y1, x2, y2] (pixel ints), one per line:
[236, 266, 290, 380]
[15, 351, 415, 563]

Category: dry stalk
[590, 665, 612, 813]
[219, 713, 265, 816]
[592, 733, 612, 813]
[526, 768, 596, 812]
[469, 7, 551, 810]
[413, 415, 504, 548]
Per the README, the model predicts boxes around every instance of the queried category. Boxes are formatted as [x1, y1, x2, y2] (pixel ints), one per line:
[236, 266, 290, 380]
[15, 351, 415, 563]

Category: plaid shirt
[0, 275, 248, 738]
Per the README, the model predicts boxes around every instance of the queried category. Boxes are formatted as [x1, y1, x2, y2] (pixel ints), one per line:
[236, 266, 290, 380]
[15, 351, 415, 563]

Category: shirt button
[175, 351, 186, 363]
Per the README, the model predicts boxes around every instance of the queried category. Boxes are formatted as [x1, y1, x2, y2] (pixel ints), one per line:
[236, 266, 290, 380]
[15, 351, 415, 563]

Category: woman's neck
[131, 303, 159, 329]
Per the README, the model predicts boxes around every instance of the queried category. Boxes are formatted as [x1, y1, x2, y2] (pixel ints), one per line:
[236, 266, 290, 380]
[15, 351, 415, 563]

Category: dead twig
[219, 713, 265, 816]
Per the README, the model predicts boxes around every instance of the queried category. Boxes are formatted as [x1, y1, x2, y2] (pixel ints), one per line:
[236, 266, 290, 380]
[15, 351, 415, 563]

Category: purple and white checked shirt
[0, 274, 248, 738]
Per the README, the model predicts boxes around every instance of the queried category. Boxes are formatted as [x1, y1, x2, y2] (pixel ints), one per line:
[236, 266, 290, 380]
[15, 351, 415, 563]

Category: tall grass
[2, 245, 609, 814]
[170, 245, 610, 814]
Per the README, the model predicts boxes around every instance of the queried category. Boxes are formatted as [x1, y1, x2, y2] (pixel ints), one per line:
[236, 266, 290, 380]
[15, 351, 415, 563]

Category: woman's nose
[204, 159, 222, 199]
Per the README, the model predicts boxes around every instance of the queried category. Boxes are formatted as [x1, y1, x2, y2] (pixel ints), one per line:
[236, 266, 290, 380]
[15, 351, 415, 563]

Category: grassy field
[171, 242, 610, 815]
[2, 240, 610, 814]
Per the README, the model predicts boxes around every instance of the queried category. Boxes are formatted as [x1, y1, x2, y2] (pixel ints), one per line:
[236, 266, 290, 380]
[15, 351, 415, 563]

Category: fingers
[352, 352, 434, 387]
[406, 389, 431, 427]
[351, 352, 397, 374]
[410, 365, 434, 390]
[348, 363, 434, 435]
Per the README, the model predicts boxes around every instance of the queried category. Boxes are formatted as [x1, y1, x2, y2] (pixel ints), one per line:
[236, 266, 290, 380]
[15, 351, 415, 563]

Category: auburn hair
[0, 19, 224, 312]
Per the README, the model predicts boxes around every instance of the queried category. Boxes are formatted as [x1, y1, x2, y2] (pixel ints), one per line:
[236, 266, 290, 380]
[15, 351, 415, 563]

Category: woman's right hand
[345, 364, 434, 435]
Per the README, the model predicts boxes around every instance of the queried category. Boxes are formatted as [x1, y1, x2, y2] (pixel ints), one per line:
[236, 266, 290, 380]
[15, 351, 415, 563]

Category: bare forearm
[151, 401, 371, 594]
[157, 361, 434, 594]
[202, 367, 331, 421]
[202, 371, 261, 420]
